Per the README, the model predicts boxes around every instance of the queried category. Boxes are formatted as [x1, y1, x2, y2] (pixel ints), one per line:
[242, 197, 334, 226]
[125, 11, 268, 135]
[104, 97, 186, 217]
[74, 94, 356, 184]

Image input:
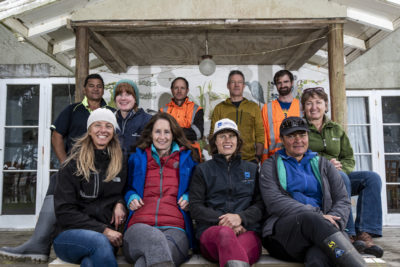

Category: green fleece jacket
[210, 98, 264, 162]
[307, 116, 355, 174]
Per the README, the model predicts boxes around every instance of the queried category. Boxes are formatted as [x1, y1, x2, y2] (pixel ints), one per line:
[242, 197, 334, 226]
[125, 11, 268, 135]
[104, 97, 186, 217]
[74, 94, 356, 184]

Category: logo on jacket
[242, 171, 254, 184]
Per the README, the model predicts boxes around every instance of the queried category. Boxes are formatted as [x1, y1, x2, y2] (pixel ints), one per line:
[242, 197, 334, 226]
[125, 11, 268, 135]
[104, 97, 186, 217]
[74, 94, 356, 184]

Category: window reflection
[382, 97, 400, 123]
[50, 84, 75, 170]
[387, 185, 400, 213]
[6, 85, 39, 126]
[4, 128, 38, 170]
[2, 172, 36, 214]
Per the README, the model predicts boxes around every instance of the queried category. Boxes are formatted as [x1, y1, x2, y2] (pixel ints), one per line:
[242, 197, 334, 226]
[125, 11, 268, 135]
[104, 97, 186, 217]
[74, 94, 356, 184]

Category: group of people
[0, 70, 383, 267]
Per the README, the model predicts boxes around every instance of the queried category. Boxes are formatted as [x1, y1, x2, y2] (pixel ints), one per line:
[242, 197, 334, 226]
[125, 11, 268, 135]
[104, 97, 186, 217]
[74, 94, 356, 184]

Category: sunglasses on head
[281, 117, 307, 130]
[303, 87, 325, 94]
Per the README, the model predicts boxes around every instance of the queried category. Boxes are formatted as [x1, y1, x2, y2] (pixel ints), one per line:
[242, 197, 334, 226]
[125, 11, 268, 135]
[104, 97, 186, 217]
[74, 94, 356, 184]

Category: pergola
[69, 0, 347, 126]
[2, 0, 400, 126]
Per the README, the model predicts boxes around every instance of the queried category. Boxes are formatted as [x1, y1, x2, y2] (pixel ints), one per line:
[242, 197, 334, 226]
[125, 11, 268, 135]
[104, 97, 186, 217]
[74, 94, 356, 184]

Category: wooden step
[49, 254, 386, 267]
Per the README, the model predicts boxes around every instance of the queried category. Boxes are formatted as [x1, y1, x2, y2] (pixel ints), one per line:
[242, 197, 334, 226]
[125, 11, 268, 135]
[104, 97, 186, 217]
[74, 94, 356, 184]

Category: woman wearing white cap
[189, 118, 264, 267]
[52, 108, 127, 267]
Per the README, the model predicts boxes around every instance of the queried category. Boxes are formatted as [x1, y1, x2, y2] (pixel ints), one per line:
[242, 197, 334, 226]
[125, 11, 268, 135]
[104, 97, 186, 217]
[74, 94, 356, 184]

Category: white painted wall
[345, 27, 400, 89]
[98, 64, 330, 136]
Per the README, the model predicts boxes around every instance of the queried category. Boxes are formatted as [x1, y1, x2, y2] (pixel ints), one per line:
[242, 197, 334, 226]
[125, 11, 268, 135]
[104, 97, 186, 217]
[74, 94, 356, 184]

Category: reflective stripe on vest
[263, 99, 303, 155]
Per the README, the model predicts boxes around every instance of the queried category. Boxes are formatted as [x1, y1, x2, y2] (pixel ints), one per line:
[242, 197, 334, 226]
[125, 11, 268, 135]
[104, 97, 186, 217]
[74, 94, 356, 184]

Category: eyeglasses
[303, 87, 325, 94]
[280, 117, 307, 130]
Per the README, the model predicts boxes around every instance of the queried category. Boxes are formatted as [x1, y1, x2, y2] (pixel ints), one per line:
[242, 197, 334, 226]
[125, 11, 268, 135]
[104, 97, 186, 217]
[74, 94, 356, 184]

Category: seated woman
[113, 79, 152, 156]
[53, 108, 127, 267]
[190, 118, 264, 267]
[123, 112, 199, 267]
[301, 87, 383, 257]
[260, 116, 366, 267]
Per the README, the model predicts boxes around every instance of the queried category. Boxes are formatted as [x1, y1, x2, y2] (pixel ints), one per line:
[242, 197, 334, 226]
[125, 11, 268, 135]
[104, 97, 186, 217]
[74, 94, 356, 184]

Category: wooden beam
[343, 34, 366, 51]
[75, 27, 89, 102]
[88, 30, 127, 73]
[286, 28, 328, 70]
[347, 7, 394, 32]
[328, 23, 347, 129]
[28, 14, 70, 37]
[0, 0, 59, 21]
[70, 53, 97, 67]
[53, 37, 75, 54]
[70, 18, 347, 30]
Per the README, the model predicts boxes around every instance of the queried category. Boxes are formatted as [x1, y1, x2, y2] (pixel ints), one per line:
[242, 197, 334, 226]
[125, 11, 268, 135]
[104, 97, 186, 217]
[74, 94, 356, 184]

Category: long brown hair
[135, 112, 199, 162]
[63, 127, 122, 182]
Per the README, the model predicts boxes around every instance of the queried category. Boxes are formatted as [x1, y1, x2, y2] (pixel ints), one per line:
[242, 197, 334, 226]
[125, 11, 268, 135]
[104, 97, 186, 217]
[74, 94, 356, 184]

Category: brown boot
[349, 235, 366, 253]
[355, 232, 384, 258]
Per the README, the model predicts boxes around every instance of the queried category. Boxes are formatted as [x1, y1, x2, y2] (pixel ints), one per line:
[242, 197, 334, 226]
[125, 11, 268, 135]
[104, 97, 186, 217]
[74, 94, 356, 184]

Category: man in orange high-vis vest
[160, 77, 204, 157]
[261, 70, 302, 162]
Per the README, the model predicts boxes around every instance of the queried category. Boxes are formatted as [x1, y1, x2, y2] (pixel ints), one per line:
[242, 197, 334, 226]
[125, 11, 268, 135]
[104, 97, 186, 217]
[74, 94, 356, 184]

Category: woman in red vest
[123, 112, 199, 267]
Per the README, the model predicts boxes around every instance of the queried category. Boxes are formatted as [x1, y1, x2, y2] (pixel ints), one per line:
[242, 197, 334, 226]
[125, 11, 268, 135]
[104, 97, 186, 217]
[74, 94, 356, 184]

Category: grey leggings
[123, 223, 189, 267]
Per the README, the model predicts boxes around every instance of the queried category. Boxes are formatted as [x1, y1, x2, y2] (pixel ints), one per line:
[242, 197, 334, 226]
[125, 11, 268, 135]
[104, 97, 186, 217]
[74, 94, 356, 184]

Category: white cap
[213, 118, 240, 137]
[87, 108, 119, 132]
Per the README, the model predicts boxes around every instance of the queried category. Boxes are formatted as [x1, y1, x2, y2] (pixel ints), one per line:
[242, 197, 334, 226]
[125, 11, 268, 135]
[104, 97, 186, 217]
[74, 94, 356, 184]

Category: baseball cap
[280, 117, 309, 136]
[213, 118, 240, 137]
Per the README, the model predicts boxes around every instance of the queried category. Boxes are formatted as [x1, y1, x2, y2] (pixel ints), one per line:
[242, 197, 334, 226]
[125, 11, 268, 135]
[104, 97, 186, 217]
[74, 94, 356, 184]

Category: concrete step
[49, 254, 386, 267]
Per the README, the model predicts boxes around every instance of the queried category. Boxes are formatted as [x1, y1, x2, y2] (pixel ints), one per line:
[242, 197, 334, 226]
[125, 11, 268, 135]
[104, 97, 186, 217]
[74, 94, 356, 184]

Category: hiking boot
[355, 232, 384, 258]
[349, 235, 366, 253]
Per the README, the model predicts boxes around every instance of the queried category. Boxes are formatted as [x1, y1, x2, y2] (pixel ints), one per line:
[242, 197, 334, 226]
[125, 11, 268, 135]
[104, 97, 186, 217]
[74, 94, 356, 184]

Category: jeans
[339, 171, 382, 236]
[53, 229, 117, 267]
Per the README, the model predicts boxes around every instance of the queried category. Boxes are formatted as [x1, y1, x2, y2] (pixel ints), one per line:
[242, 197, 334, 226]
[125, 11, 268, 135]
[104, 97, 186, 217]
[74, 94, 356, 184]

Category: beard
[278, 86, 292, 96]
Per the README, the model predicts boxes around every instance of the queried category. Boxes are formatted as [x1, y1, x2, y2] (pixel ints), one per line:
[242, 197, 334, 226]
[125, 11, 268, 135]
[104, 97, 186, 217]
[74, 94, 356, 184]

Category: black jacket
[189, 154, 264, 239]
[54, 150, 127, 236]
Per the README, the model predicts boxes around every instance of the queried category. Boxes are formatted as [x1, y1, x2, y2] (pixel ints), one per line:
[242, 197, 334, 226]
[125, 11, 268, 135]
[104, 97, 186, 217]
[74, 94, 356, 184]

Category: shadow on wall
[158, 92, 172, 111]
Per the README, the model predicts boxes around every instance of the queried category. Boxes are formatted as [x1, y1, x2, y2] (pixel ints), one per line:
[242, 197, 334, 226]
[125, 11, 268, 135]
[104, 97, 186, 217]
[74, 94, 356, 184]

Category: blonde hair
[63, 130, 122, 182]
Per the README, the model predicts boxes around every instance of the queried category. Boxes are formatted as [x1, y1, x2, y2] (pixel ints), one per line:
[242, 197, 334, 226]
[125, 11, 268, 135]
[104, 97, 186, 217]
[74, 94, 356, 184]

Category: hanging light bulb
[199, 35, 216, 76]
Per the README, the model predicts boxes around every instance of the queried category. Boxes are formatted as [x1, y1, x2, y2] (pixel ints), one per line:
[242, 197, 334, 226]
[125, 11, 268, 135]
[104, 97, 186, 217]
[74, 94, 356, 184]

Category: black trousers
[262, 212, 339, 267]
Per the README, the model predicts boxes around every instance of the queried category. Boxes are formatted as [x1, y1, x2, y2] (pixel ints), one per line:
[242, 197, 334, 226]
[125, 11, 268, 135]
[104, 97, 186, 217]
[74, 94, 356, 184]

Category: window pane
[354, 155, 372, 172]
[4, 128, 38, 170]
[386, 185, 400, 213]
[383, 126, 400, 153]
[6, 85, 40, 126]
[50, 84, 75, 170]
[382, 96, 400, 123]
[348, 126, 371, 153]
[385, 155, 400, 183]
[347, 97, 369, 124]
[2, 172, 36, 214]
[52, 84, 75, 122]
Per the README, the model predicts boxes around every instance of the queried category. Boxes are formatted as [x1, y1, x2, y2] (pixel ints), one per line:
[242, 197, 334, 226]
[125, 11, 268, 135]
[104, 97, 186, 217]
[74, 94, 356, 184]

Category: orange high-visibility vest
[160, 98, 202, 130]
[261, 98, 302, 162]
[160, 98, 203, 160]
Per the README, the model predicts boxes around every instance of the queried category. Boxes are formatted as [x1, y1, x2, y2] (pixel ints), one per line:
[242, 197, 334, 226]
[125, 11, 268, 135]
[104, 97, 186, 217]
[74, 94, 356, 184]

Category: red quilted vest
[128, 147, 185, 229]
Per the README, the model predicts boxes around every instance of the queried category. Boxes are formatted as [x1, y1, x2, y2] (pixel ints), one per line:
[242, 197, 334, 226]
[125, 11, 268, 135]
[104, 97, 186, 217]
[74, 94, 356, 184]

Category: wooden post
[75, 27, 89, 103]
[328, 23, 347, 130]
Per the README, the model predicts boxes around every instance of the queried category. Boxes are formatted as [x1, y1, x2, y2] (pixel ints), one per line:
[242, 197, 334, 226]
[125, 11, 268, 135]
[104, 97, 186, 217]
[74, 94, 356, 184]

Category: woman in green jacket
[301, 87, 383, 258]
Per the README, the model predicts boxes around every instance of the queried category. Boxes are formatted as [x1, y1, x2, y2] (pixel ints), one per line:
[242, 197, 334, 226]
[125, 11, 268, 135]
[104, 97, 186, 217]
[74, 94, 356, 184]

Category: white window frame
[0, 77, 74, 229]
[347, 89, 400, 226]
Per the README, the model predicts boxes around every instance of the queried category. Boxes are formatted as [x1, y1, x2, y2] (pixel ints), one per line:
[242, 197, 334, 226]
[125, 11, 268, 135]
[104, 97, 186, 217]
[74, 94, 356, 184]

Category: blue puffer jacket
[124, 147, 197, 248]
[116, 108, 152, 156]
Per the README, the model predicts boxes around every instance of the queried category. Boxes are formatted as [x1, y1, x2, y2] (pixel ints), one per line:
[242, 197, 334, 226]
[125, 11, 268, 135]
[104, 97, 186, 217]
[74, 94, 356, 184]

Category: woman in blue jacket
[113, 79, 152, 156]
[123, 112, 199, 267]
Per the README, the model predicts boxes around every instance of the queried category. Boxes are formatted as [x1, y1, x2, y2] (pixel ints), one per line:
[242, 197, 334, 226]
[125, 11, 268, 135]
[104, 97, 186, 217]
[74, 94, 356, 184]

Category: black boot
[224, 260, 251, 267]
[321, 232, 367, 267]
[0, 195, 56, 262]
